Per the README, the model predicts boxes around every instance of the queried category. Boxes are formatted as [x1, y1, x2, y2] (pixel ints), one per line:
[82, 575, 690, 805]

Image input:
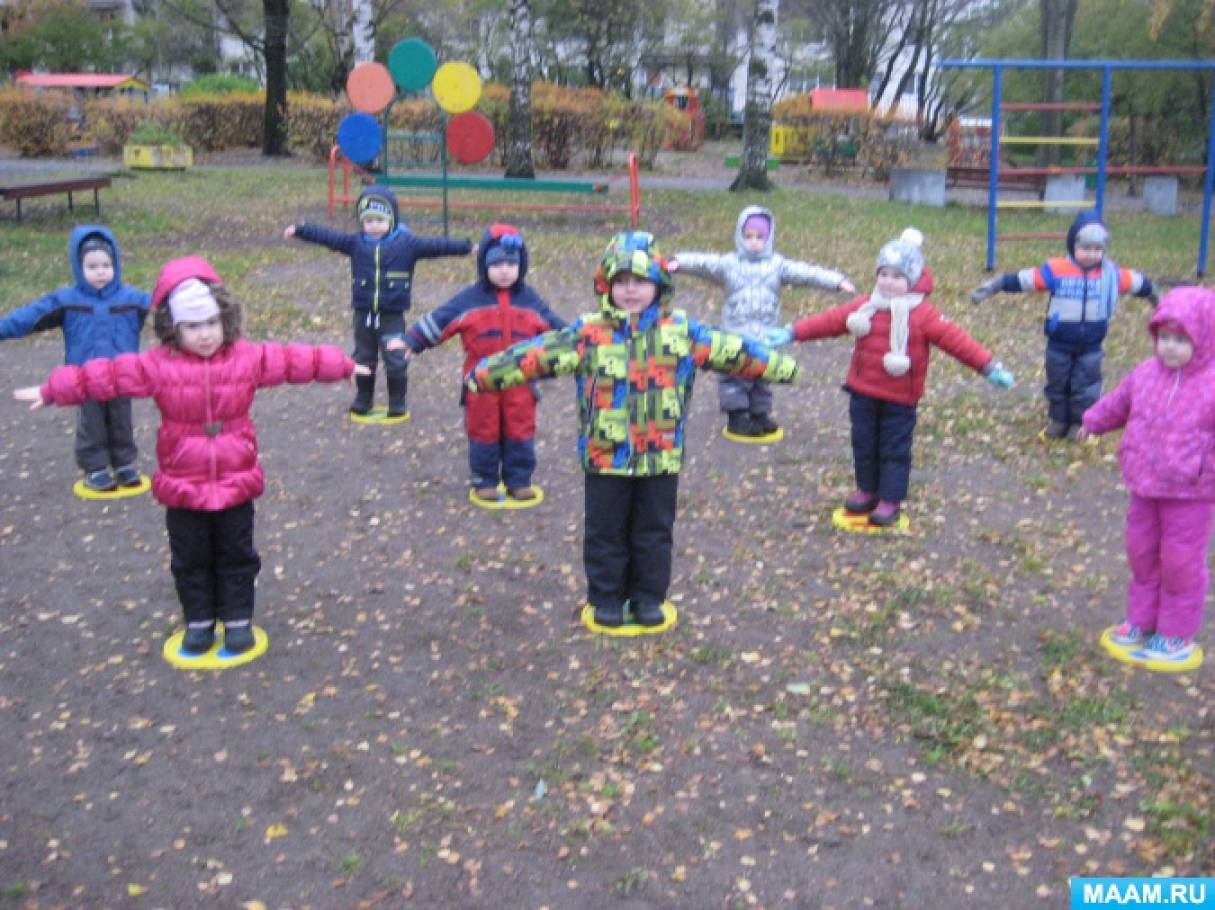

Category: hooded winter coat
[675, 205, 845, 341]
[1082, 286, 1215, 501]
[790, 268, 993, 406]
[0, 225, 150, 364]
[39, 340, 353, 511]
[292, 186, 471, 316]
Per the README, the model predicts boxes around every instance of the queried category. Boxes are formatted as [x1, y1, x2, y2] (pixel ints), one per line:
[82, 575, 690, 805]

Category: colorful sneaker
[1136, 634, 1195, 662]
[113, 464, 142, 487]
[1109, 621, 1151, 646]
[868, 500, 902, 527]
[83, 468, 117, 492]
[844, 489, 879, 514]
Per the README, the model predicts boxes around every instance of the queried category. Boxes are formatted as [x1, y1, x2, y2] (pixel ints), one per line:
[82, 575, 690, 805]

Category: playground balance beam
[1, 175, 111, 222]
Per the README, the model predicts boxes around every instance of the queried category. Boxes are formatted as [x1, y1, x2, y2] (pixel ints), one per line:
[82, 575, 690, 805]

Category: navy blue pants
[583, 473, 679, 614]
[849, 391, 918, 503]
[1044, 345, 1103, 426]
[469, 438, 536, 490]
[165, 502, 260, 626]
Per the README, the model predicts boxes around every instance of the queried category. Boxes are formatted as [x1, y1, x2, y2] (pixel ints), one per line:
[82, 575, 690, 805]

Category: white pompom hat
[875, 227, 925, 286]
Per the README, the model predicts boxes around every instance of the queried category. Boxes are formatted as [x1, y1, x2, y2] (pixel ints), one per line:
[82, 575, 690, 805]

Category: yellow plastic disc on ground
[162, 625, 268, 670]
[468, 484, 545, 510]
[831, 506, 909, 534]
[350, 408, 411, 426]
[722, 426, 785, 444]
[1098, 627, 1203, 674]
[581, 602, 678, 636]
[73, 474, 151, 500]
[431, 61, 481, 114]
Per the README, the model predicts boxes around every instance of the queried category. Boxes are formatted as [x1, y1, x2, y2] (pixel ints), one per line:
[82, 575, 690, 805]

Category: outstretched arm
[409, 235, 474, 260]
[778, 257, 850, 293]
[289, 223, 359, 256]
[1082, 374, 1134, 436]
[255, 343, 355, 388]
[687, 319, 799, 384]
[670, 252, 729, 284]
[971, 268, 1043, 304]
[468, 323, 583, 392]
[24, 352, 159, 409]
[0, 292, 64, 341]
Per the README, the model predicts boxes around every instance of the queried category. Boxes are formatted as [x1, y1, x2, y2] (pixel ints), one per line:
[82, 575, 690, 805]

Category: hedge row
[0, 83, 688, 169]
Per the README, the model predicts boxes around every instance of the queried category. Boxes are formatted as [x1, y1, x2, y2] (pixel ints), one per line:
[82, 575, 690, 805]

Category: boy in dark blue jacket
[284, 185, 471, 417]
[0, 225, 150, 490]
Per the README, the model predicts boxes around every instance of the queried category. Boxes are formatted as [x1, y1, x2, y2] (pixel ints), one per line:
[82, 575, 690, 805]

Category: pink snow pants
[1125, 493, 1215, 639]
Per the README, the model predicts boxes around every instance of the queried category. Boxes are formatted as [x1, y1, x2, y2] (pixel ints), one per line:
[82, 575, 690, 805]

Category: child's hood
[1149, 286, 1215, 371]
[477, 223, 529, 288]
[356, 184, 403, 235]
[734, 204, 775, 260]
[69, 224, 122, 296]
[1066, 209, 1108, 260]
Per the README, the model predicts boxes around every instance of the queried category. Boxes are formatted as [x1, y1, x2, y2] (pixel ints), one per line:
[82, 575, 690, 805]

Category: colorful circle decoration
[1098, 627, 1204, 674]
[831, 506, 909, 534]
[447, 111, 495, 165]
[350, 408, 411, 426]
[432, 61, 482, 115]
[336, 112, 383, 165]
[346, 62, 397, 114]
[722, 426, 784, 444]
[389, 38, 438, 93]
[73, 474, 151, 500]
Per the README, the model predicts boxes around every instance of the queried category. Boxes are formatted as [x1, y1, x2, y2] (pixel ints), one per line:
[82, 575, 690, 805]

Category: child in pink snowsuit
[1081, 286, 1215, 663]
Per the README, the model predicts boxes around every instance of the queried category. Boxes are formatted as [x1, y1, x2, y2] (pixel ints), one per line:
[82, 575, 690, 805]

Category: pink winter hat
[151, 256, 223, 310]
[742, 213, 771, 239]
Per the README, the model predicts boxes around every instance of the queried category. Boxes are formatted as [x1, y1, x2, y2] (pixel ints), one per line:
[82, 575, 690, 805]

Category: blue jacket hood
[356, 184, 403, 234]
[69, 224, 122, 297]
[1066, 209, 1107, 260]
[477, 224, 529, 289]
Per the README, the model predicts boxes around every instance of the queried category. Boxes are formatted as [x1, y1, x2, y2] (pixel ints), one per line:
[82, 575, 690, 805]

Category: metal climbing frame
[940, 58, 1215, 274]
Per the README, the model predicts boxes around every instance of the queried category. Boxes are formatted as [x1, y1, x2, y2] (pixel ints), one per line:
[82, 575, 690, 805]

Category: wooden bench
[0, 176, 112, 221]
[947, 165, 1045, 193]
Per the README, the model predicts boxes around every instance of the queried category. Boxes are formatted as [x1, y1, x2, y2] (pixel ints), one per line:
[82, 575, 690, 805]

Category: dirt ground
[1, 149, 1212, 909]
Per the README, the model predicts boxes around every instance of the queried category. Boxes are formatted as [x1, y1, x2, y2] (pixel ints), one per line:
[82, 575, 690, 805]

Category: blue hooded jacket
[292, 185, 472, 316]
[0, 225, 150, 365]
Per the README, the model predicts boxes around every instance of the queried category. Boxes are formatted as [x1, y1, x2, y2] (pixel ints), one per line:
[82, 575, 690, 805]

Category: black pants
[849, 391, 918, 503]
[583, 473, 679, 613]
[165, 501, 261, 625]
[352, 309, 409, 380]
[75, 398, 137, 472]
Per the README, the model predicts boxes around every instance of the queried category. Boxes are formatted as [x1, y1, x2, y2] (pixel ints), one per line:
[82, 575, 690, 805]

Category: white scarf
[845, 290, 924, 376]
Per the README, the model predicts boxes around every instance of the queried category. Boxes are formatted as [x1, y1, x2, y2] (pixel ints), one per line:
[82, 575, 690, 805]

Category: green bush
[128, 119, 186, 147]
[182, 74, 261, 97]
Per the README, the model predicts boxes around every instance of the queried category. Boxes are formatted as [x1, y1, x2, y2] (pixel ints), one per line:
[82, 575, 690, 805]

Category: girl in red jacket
[767, 229, 1015, 527]
[14, 257, 357, 656]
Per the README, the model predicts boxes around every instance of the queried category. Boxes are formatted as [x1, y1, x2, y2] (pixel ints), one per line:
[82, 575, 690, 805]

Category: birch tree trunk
[731, 0, 778, 192]
[505, 0, 536, 178]
[352, 0, 375, 65]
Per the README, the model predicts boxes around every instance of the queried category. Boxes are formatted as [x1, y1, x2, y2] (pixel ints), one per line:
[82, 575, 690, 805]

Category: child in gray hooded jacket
[672, 206, 854, 436]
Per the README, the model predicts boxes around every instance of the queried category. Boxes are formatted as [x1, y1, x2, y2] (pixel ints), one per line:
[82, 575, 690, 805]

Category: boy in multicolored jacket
[396, 224, 565, 501]
[284, 185, 471, 418]
[672, 205, 854, 436]
[468, 231, 800, 628]
[970, 210, 1155, 439]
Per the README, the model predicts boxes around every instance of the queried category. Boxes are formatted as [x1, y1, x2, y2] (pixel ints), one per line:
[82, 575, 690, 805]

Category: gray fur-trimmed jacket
[674, 205, 847, 341]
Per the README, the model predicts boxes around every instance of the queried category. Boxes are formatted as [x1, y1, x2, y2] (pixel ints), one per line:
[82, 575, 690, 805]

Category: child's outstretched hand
[764, 326, 794, 348]
[13, 386, 44, 410]
[283, 225, 296, 239]
[970, 276, 1002, 304]
[838, 278, 856, 294]
[984, 362, 1015, 389]
[667, 258, 680, 273]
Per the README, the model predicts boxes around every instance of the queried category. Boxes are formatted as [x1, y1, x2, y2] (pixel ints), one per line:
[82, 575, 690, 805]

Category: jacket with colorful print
[468, 291, 800, 476]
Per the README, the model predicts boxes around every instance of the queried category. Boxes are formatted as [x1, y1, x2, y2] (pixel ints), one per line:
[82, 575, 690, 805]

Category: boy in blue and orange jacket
[396, 224, 565, 500]
[970, 210, 1155, 439]
[284, 185, 471, 417]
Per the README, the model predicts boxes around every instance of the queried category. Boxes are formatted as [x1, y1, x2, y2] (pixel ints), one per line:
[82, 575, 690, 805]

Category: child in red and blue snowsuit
[400, 225, 565, 500]
[285, 185, 471, 417]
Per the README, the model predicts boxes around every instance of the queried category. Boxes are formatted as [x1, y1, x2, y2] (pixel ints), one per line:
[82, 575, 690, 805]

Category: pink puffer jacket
[41, 339, 353, 510]
[1083, 286, 1215, 501]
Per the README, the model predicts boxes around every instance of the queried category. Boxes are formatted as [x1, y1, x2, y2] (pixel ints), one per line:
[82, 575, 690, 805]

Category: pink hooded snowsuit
[1082, 286, 1215, 639]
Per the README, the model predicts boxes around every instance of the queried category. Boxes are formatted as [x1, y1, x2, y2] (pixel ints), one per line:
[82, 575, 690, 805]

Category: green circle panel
[390, 38, 437, 93]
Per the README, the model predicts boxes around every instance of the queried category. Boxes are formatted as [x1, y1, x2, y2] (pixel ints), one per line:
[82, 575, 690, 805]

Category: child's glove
[764, 326, 794, 348]
[985, 362, 1015, 389]
[970, 276, 1002, 305]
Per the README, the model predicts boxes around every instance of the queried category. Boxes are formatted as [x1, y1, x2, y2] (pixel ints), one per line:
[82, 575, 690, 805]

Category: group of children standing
[5, 190, 1210, 665]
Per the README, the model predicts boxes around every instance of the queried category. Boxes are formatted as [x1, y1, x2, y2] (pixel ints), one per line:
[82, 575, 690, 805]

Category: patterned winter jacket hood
[40, 340, 353, 510]
[1083, 286, 1215, 500]
[674, 205, 844, 342]
[468, 286, 800, 476]
[790, 268, 993, 406]
[0, 225, 150, 365]
[292, 187, 471, 315]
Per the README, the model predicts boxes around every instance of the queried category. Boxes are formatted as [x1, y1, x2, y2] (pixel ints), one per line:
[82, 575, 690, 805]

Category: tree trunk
[731, 0, 778, 192]
[262, 0, 289, 156]
[352, 0, 375, 65]
[1038, 0, 1078, 167]
[505, 0, 536, 178]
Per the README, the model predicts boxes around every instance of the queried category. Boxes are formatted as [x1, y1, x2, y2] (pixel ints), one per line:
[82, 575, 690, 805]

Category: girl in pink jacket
[14, 257, 357, 656]
[1080, 286, 1215, 663]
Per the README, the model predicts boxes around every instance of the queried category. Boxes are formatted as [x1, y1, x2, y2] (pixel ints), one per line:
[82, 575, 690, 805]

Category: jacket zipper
[373, 243, 382, 317]
[204, 356, 218, 491]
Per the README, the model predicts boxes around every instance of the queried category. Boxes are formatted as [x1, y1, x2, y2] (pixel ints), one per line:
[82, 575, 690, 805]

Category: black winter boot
[386, 375, 409, 418]
[727, 410, 756, 436]
[750, 412, 780, 435]
[350, 374, 375, 415]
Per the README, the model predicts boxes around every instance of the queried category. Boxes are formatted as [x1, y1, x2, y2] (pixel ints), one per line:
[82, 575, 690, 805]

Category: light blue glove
[985, 362, 1014, 389]
[764, 326, 794, 348]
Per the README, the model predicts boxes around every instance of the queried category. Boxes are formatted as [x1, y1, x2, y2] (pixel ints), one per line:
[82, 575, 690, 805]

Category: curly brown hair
[153, 283, 243, 349]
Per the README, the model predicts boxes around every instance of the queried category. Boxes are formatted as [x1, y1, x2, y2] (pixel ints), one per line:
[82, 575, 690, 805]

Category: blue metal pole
[1201, 78, 1215, 276]
[987, 65, 1002, 271]
[1095, 66, 1112, 217]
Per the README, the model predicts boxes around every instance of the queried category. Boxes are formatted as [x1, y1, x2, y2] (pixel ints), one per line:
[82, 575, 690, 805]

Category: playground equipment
[940, 59, 1215, 274]
[331, 38, 642, 233]
[663, 86, 705, 151]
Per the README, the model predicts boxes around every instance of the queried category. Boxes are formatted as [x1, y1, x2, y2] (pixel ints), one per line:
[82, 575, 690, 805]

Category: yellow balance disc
[468, 484, 545, 510]
[581, 602, 678, 636]
[73, 474, 151, 500]
[162, 625, 268, 670]
[722, 426, 784, 444]
[831, 506, 909, 534]
[1098, 627, 1203, 674]
[350, 408, 411, 426]
[432, 61, 482, 114]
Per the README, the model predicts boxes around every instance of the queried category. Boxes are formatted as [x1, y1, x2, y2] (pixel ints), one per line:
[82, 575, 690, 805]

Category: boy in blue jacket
[0, 225, 150, 490]
[285, 185, 472, 417]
